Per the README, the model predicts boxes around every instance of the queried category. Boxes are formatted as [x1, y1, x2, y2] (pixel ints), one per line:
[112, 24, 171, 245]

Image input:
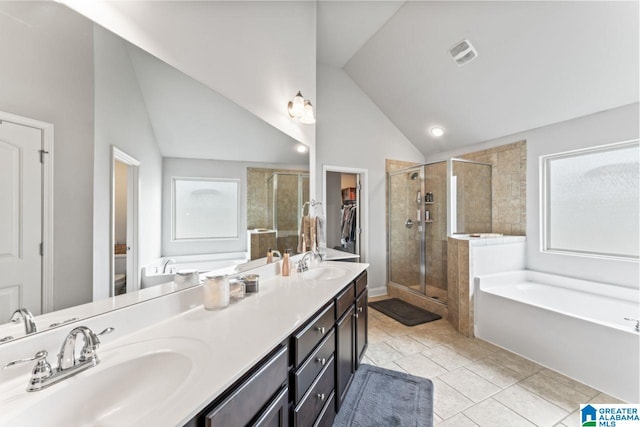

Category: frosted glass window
[543, 141, 639, 258]
[173, 178, 239, 240]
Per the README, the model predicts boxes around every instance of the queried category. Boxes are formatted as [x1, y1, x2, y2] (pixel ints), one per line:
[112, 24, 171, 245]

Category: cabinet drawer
[335, 284, 354, 320]
[355, 270, 367, 297]
[206, 346, 288, 426]
[293, 303, 334, 367]
[313, 391, 336, 427]
[294, 357, 335, 427]
[294, 328, 335, 404]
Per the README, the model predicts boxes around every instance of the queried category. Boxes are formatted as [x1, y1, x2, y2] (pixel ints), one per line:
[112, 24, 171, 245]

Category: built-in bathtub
[141, 252, 249, 288]
[475, 270, 639, 403]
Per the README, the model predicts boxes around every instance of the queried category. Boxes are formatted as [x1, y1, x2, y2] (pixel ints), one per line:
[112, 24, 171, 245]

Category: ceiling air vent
[449, 39, 477, 66]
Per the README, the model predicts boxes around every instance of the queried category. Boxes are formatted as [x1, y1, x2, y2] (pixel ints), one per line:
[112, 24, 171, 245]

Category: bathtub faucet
[162, 259, 176, 274]
[624, 317, 639, 332]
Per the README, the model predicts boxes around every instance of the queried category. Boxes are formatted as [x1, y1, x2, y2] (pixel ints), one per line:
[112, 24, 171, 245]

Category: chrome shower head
[409, 172, 419, 180]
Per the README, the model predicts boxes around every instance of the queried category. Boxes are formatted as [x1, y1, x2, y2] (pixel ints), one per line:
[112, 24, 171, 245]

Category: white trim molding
[111, 146, 141, 296]
[321, 165, 369, 265]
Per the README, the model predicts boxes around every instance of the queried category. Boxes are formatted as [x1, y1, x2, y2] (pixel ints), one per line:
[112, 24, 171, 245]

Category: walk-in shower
[388, 159, 492, 304]
[267, 172, 309, 253]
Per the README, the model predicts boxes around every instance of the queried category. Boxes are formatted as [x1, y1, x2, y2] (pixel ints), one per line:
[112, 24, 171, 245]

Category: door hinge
[39, 242, 43, 256]
[357, 227, 362, 235]
[39, 150, 49, 163]
[357, 183, 361, 191]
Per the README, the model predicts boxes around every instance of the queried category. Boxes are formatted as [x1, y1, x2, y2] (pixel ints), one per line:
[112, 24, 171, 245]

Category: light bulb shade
[288, 91, 305, 118]
[299, 100, 316, 124]
[296, 144, 308, 153]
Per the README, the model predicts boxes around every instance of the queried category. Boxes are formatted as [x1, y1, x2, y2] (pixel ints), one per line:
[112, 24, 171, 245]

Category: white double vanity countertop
[0, 260, 368, 426]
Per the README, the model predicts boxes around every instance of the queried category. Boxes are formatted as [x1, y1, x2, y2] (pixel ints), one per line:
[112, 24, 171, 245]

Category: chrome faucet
[297, 250, 323, 273]
[162, 258, 176, 273]
[57, 326, 108, 370]
[297, 252, 313, 272]
[3, 326, 114, 392]
[9, 308, 37, 335]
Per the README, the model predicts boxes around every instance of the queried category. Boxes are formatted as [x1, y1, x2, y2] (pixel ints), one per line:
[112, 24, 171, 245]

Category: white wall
[0, 2, 94, 310]
[316, 64, 425, 294]
[63, 1, 317, 150]
[93, 26, 163, 300]
[163, 157, 309, 257]
[426, 103, 640, 288]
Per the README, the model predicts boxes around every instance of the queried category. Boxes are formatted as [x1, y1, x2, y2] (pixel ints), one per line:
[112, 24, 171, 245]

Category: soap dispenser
[282, 249, 291, 276]
[266, 248, 273, 263]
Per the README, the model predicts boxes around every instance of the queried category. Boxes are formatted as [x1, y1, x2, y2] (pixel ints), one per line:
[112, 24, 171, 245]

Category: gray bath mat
[333, 364, 434, 427]
[369, 298, 441, 326]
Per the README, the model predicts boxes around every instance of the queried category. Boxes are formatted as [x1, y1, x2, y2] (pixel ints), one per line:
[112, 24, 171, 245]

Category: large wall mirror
[0, 1, 309, 343]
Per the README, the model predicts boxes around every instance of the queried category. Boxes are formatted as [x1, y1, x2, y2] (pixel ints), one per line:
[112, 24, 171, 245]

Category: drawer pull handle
[316, 393, 325, 402]
[315, 326, 325, 334]
[354, 313, 359, 319]
[358, 307, 363, 313]
[316, 357, 326, 366]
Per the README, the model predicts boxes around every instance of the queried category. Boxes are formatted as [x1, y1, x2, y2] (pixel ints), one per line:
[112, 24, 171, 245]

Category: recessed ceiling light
[296, 144, 308, 153]
[430, 127, 445, 137]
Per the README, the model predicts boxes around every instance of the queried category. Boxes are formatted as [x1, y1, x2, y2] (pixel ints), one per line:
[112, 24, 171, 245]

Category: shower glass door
[388, 168, 424, 294]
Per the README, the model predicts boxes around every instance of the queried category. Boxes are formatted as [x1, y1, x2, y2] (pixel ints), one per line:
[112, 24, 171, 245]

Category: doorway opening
[322, 166, 368, 263]
[111, 147, 140, 297]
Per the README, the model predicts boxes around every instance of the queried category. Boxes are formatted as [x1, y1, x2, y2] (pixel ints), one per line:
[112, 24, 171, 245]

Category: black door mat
[369, 298, 441, 326]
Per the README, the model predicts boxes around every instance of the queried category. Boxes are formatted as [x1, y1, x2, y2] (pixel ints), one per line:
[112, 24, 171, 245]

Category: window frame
[171, 176, 241, 242]
[540, 139, 639, 261]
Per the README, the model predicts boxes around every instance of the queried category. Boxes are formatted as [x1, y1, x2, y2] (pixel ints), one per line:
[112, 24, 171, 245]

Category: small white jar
[174, 269, 200, 286]
[203, 274, 230, 310]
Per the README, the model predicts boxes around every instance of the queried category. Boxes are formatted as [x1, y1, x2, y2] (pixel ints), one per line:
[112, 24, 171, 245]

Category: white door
[0, 120, 42, 320]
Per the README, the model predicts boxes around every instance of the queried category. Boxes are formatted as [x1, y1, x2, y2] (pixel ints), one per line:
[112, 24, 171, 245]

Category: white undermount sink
[2, 337, 211, 426]
[302, 266, 348, 281]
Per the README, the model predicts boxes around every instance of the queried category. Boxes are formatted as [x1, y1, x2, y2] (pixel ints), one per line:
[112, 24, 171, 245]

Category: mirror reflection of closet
[326, 172, 360, 255]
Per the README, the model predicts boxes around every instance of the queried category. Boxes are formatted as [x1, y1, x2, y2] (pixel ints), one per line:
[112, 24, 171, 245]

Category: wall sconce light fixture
[288, 91, 315, 124]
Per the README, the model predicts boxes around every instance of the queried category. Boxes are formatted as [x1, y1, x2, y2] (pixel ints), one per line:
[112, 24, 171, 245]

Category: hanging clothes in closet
[297, 201, 325, 253]
[340, 202, 357, 253]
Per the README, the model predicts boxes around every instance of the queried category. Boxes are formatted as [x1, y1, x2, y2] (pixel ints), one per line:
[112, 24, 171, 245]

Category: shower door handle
[405, 219, 413, 229]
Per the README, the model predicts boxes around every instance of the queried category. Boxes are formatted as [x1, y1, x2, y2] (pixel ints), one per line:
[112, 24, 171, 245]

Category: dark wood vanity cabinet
[202, 345, 288, 427]
[355, 288, 368, 366]
[252, 387, 289, 427]
[335, 304, 354, 410]
[187, 269, 367, 427]
[336, 271, 368, 410]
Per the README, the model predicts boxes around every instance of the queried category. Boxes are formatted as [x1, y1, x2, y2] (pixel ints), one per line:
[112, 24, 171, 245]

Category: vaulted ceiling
[319, 1, 639, 156]
[68, 1, 639, 158]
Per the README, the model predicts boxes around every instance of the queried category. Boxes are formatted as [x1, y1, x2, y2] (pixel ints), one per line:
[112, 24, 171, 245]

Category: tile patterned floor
[363, 304, 624, 427]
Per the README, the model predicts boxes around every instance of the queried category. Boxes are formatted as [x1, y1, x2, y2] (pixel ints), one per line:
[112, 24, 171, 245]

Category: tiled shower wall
[386, 160, 421, 286]
[452, 161, 492, 233]
[460, 140, 527, 235]
[247, 168, 309, 253]
[388, 168, 421, 287]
